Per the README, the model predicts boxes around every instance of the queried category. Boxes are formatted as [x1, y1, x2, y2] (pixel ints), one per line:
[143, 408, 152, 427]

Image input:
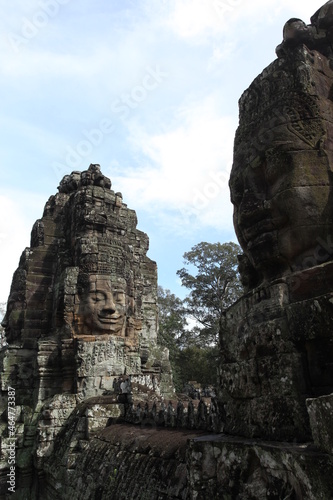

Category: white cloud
[0, 192, 45, 303]
[110, 95, 237, 234]
[164, 0, 325, 42]
[0, 5, 156, 99]
[166, 0, 222, 40]
[207, 42, 236, 69]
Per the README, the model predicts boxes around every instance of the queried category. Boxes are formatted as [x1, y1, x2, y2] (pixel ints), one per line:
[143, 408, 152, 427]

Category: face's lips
[244, 220, 275, 241]
[242, 215, 288, 243]
[98, 314, 123, 324]
[247, 231, 277, 251]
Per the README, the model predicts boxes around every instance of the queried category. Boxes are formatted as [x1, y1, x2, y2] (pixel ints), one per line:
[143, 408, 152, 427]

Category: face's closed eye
[113, 290, 126, 306]
[90, 291, 107, 303]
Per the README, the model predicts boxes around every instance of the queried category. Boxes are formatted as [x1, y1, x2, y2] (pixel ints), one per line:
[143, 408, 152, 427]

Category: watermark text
[7, 386, 16, 494]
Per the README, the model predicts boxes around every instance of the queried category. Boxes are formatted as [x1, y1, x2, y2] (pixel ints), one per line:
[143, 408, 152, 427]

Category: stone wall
[187, 435, 333, 499]
[33, 395, 215, 500]
[219, 267, 333, 441]
[1, 3, 333, 499]
[42, 422, 205, 500]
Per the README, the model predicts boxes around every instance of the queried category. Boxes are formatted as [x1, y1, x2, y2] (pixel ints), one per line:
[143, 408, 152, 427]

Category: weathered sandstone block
[220, 1, 333, 441]
[307, 393, 333, 454]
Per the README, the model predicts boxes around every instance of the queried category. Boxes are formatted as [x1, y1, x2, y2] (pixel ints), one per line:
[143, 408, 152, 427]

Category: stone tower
[219, 1, 333, 442]
[185, 5, 333, 499]
[0, 164, 173, 494]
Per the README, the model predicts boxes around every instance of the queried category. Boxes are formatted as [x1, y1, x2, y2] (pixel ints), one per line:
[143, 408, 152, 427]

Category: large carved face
[230, 148, 333, 280]
[77, 275, 127, 336]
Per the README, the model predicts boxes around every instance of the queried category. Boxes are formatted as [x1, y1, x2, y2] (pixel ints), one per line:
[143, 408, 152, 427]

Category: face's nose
[1, 314, 8, 330]
[103, 293, 116, 315]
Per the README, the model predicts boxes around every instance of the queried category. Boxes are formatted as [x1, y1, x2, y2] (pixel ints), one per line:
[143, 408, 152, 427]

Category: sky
[0, 0, 326, 304]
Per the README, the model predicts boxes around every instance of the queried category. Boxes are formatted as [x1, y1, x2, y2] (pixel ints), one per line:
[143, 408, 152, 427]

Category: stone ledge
[187, 434, 333, 499]
[307, 393, 333, 454]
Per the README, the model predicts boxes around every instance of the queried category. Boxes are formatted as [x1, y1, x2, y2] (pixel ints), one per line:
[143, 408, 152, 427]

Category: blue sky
[0, 0, 325, 303]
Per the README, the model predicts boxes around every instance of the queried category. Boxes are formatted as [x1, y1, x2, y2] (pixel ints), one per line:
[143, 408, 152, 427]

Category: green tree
[157, 287, 219, 389]
[157, 286, 188, 391]
[157, 286, 188, 349]
[177, 241, 243, 347]
[178, 345, 219, 387]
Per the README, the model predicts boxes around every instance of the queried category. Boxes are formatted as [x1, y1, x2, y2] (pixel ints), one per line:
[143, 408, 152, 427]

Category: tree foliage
[177, 241, 243, 346]
[157, 286, 188, 350]
[157, 286, 219, 390]
[157, 286, 188, 391]
[177, 345, 219, 387]
[157, 241, 243, 391]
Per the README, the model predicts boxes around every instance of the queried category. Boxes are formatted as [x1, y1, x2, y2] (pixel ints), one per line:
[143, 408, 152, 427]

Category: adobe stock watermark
[291, 235, 333, 292]
[180, 169, 229, 223]
[213, 0, 243, 19]
[52, 65, 168, 179]
[7, 387, 16, 494]
[8, 0, 71, 53]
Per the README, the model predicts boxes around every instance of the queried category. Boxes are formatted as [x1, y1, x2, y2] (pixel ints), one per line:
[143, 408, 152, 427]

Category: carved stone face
[78, 275, 127, 336]
[80, 171, 92, 186]
[230, 148, 333, 280]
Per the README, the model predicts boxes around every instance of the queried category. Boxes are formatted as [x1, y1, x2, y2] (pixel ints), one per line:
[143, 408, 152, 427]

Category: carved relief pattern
[76, 338, 141, 377]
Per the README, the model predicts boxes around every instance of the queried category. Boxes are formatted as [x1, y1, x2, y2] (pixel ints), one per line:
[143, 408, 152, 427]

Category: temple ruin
[1, 2, 333, 498]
